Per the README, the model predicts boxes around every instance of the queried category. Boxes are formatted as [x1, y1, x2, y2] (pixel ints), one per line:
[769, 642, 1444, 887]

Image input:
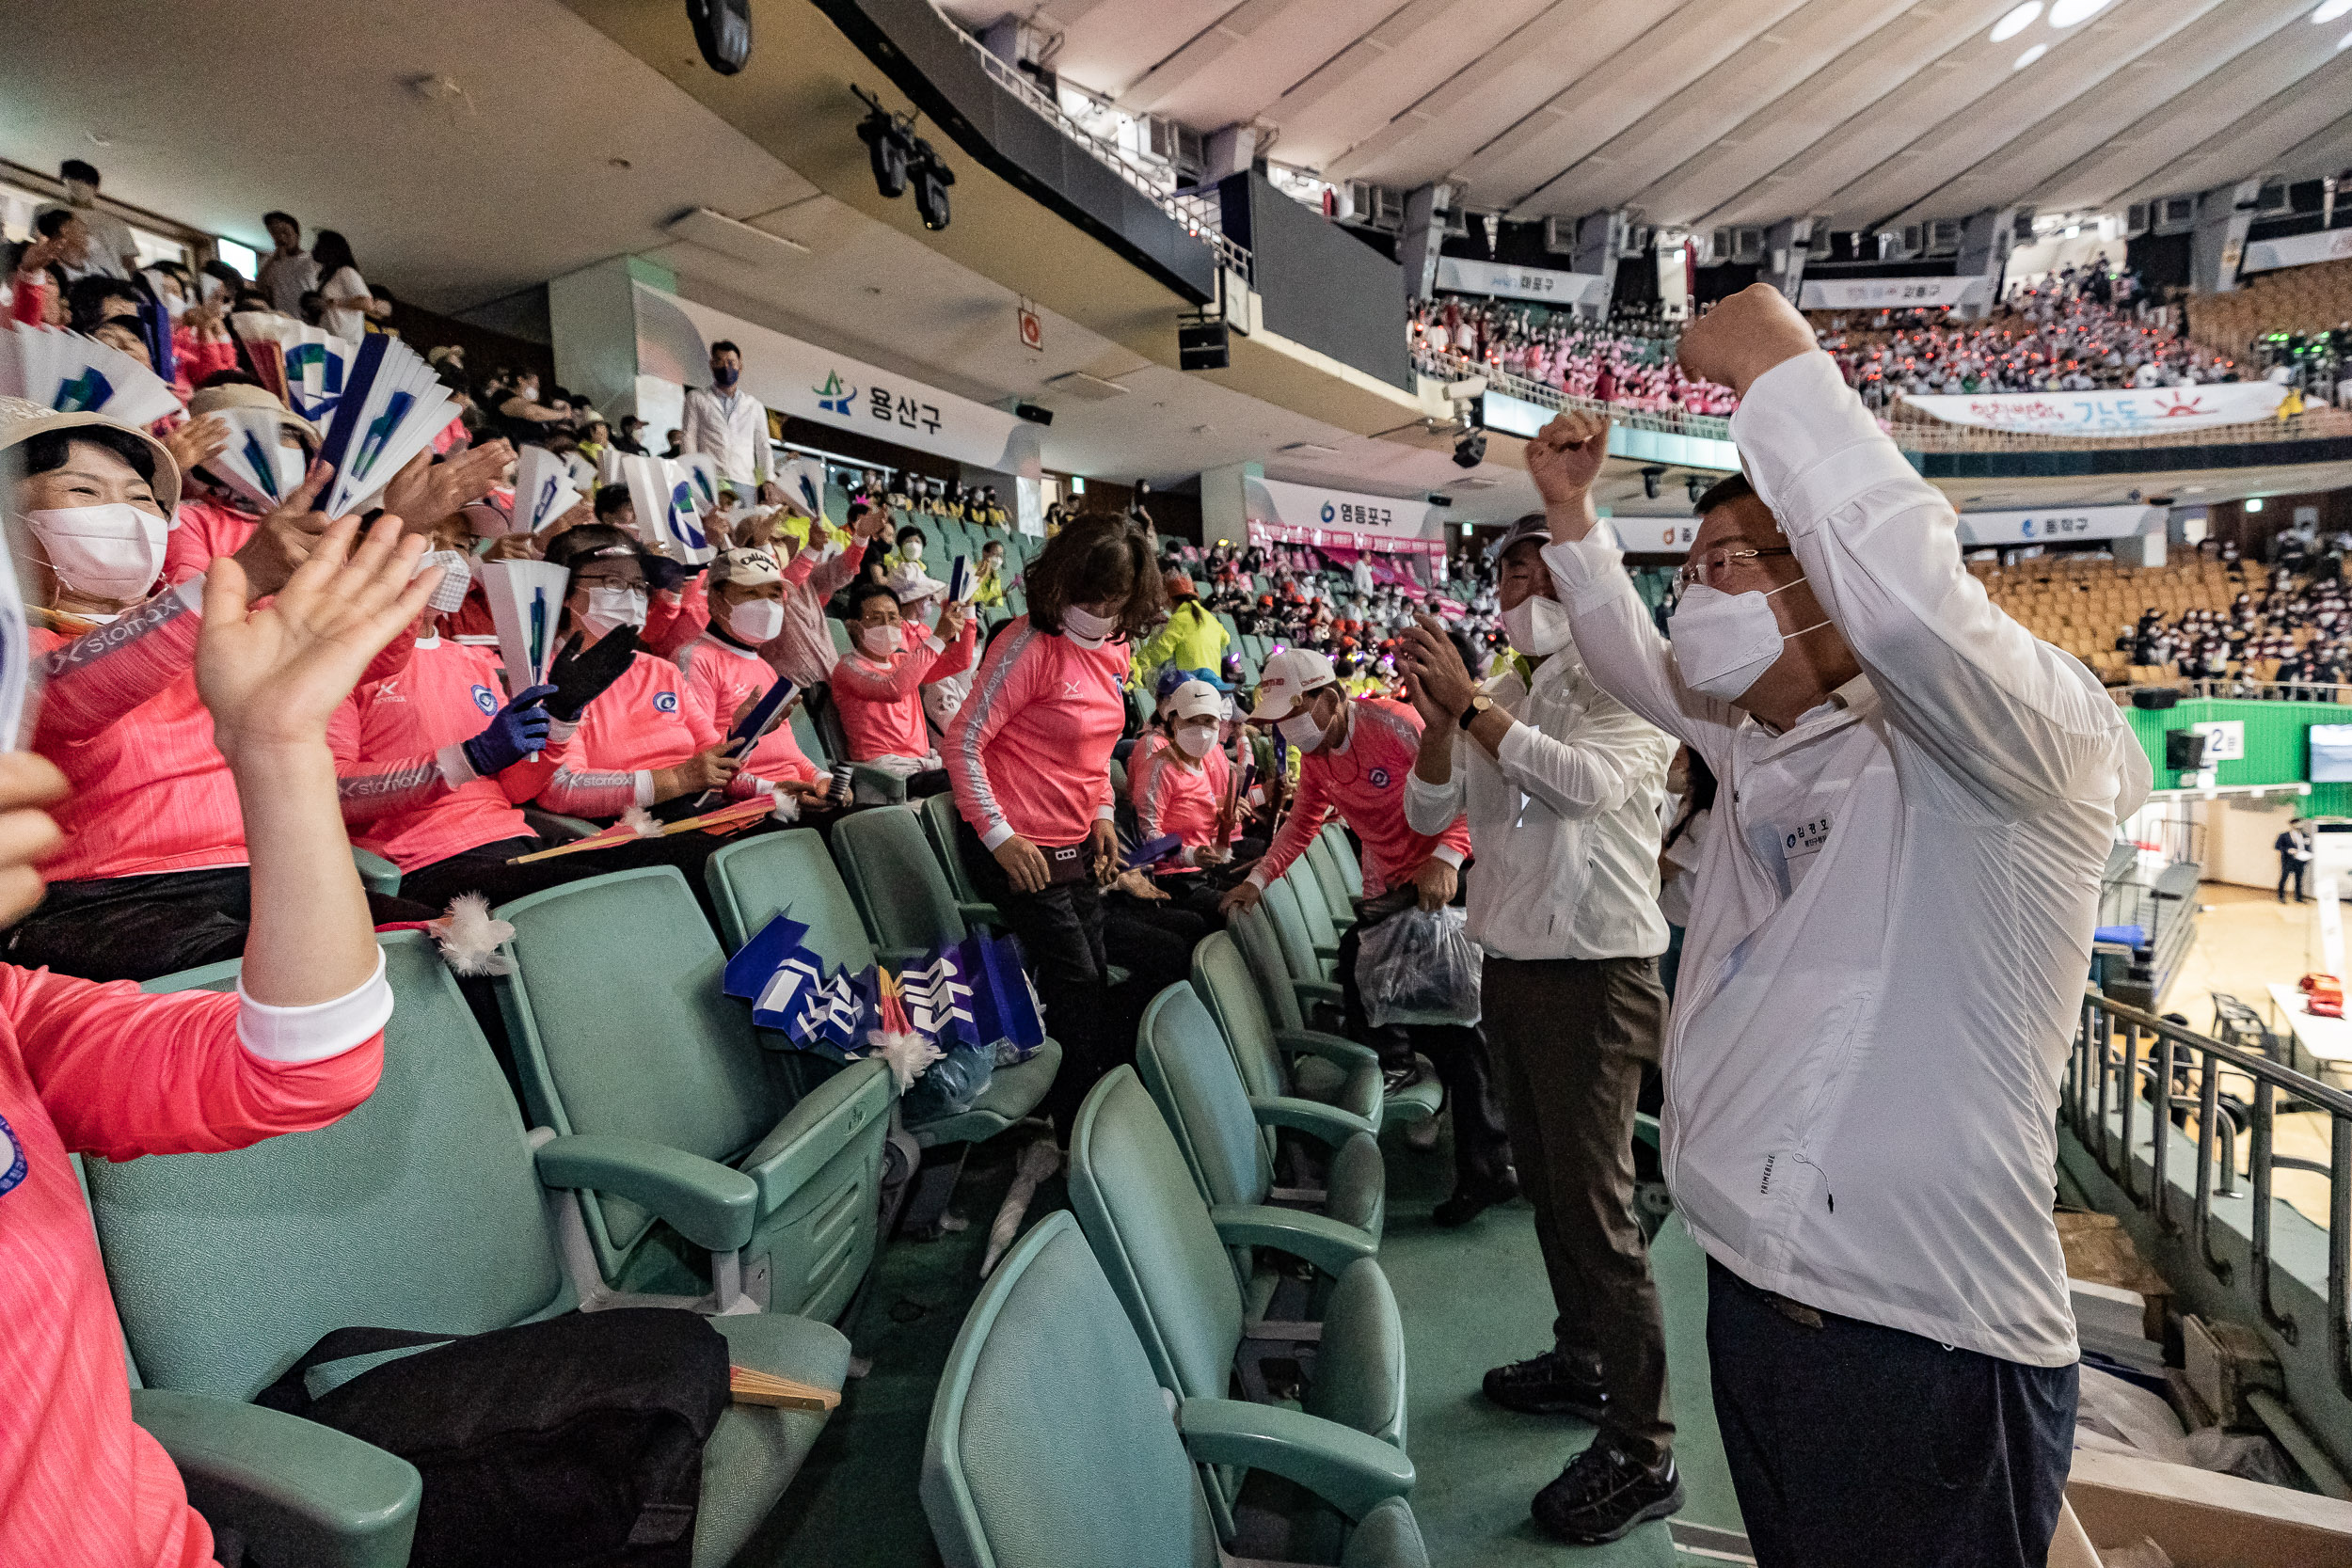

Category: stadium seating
[101, 933, 850, 1568]
[1974, 554, 2251, 680]
[491, 866, 896, 1323]
[831, 805, 995, 968]
[1319, 823, 1364, 899]
[1191, 927, 1396, 1131]
[921, 1212, 1425, 1568]
[916, 790, 1001, 925]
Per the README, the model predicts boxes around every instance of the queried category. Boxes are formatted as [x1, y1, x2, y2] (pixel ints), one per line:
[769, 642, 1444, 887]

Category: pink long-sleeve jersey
[676, 635, 818, 789]
[1129, 739, 1235, 865]
[947, 616, 1129, 851]
[530, 649, 721, 818]
[832, 618, 975, 764]
[1248, 696, 1469, 899]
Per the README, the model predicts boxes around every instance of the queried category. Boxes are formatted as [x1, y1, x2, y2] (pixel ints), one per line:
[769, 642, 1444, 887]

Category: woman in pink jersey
[0, 491, 445, 1568]
[675, 546, 834, 812]
[946, 514, 1168, 1133]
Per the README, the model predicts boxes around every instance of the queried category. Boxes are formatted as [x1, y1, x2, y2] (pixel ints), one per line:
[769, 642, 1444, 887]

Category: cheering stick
[695, 678, 797, 809]
[503, 798, 776, 864]
[728, 1366, 840, 1412]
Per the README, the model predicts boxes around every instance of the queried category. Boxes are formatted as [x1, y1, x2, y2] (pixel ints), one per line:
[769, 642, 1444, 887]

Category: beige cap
[187, 382, 317, 445]
[1248, 646, 1337, 721]
[710, 546, 783, 588]
[0, 394, 181, 514]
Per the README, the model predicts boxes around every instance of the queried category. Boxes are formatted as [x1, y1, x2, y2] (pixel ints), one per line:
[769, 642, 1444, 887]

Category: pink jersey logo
[654, 690, 679, 714]
[1369, 767, 1391, 788]
[471, 684, 498, 714]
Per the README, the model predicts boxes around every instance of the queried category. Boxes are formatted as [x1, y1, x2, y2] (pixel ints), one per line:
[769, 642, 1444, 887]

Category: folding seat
[705, 828, 1057, 1153]
[921, 1213, 1425, 1568]
[915, 788, 1001, 926]
[1302, 835, 1357, 931]
[1138, 983, 1383, 1247]
[1067, 1067, 1407, 1491]
[1269, 869, 1342, 980]
[493, 867, 896, 1323]
[102, 933, 848, 1568]
[1318, 822, 1364, 899]
[1194, 927, 1436, 1132]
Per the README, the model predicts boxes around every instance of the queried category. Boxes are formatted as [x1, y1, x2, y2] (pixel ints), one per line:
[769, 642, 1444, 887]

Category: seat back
[1261, 876, 1326, 987]
[95, 934, 569, 1400]
[923, 1212, 1218, 1568]
[1188, 931, 1292, 1115]
[1304, 836, 1354, 926]
[1137, 984, 1272, 1211]
[1319, 824, 1363, 898]
[707, 828, 878, 974]
[1287, 866, 1342, 954]
[1228, 905, 1308, 1033]
[495, 868, 777, 1260]
[919, 790, 987, 909]
[1066, 1068, 1247, 1411]
[832, 805, 968, 959]
[789, 704, 831, 768]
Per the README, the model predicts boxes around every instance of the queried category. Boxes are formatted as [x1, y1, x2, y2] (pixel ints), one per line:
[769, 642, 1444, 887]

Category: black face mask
[712, 364, 739, 388]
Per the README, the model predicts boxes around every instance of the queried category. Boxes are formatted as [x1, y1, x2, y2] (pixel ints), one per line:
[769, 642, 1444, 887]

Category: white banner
[1435, 257, 1607, 306]
[1905, 382, 2287, 436]
[1953, 505, 2161, 546]
[1245, 476, 1438, 555]
[2242, 228, 2352, 275]
[1799, 276, 1992, 309]
[631, 282, 1043, 476]
[1613, 518, 1701, 556]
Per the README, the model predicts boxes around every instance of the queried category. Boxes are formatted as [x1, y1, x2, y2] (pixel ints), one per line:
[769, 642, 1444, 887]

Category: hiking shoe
[1531, 1440, 1683, 1544]
[1431, 1173, 1520, 1227]
[1381, 1062, 1428, 1096]
[1481, 1349, 1608, 1420]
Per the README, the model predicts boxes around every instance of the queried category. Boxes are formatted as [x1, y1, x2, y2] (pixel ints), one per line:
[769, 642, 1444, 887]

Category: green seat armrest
[1274, 1029, 1379, 1069]
[348, 847, 403, 898]
[1634, 1112, 1660, 1152]
[879, 945, 928, 970]
[1175, 1397, 1414, 1521]
[849, 764, 907, 803]
[132, 1388, 421, 1568]
[1209, 1202, 1379, 1279]
[1312, 942, 1341, 964]
[1251, 1094, 1377, 1148]
[534, 1133, 758, 1253]
[955, 901, 1003, 928]
[1292, 978, 1345, 1010]
[738, 1058, 893, 1210]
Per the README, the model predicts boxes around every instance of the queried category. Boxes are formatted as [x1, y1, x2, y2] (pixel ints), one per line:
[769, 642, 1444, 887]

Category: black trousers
[1335, 911, 1512, 1192]
[7, 866, 437, 985]
[1706, 1259, 2075, 1568]
[2280, 857, 2309, 901]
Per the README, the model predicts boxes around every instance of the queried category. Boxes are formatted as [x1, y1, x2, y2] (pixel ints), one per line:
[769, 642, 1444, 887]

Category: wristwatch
[1458, 694, 1495, 731]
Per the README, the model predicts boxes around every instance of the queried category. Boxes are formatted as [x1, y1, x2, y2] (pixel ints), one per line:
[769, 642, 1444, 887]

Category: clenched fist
[1676, 283, 1818, 398]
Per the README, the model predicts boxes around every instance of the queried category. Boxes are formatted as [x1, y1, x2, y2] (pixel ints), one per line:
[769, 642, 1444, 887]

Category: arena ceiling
[940, 0, 2352, 230]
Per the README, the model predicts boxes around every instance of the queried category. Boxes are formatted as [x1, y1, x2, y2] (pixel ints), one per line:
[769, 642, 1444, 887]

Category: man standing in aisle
[2278, 816, 2314, 903]
[1526, 283, 2149, 1568]
[682, 340, 772, 496]
[1397, 519, 1680, 1544]
[1220, 649, 1515, 1223]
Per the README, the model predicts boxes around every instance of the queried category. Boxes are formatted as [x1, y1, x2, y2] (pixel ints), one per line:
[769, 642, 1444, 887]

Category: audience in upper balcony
[33, 159, 140, 280]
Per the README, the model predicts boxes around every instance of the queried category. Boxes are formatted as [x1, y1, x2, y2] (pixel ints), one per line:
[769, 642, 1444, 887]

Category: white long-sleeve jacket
[1403, 645, 1674, 963]
[680, 385, 773, 492]
[1544, 349, 2151, 1367]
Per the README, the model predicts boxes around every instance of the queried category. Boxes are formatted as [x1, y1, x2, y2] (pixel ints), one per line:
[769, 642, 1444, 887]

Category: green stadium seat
[1189, 928, 1431, 1132]
[789, 704, 830, 768]
[827, 618, 851, 657]
[1263, 876, 1337, 987]
[1138, 983, 1383, 1246]
[1067, 1067, 1407, 1513]
[350, 846, 403, 898]
[921, 1212, 1425, 1568]
[492, 867, 895, 1323]
[1303, 838, 1356, 932]
[831, 806, 993, 968]
[917, 791, 1001, 926]
[1318, 824, 1363, 899]
[104, 933, 849, 1568]
[1285, 866, 1345, 966]
[704, 829, 1057, 1152]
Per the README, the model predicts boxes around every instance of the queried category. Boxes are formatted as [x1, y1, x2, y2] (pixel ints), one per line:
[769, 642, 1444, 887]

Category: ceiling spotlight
[853, 87, 914, 200]
[2319, 0, 2352, 23]
[684, 0, 752, 73]
[1989, 2, 2042, 42]
[2014, 43, 2047, 69]
[909, 136, 956, 231]
[1641, 465, 1664, 500]
[1452, 430, 1486, 468]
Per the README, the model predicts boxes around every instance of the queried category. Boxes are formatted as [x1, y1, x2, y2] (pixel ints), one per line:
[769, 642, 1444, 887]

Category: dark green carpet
[739, 1121, 1745, 1566]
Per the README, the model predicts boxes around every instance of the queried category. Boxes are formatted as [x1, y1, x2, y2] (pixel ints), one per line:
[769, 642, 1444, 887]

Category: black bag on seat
[255, 1307, 730, 1568]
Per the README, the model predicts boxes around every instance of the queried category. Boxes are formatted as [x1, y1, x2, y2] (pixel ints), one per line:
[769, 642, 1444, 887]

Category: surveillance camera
[1443, 376, 1487, 404]
[1453, 431, 1486, 468]
[1641, 466, 1665, 500]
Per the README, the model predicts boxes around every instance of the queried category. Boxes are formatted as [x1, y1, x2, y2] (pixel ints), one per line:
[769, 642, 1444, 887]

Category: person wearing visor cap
[1401, 508, 1682, 1544]
[1524, 285, 2151, 1568]
[1219, 645, 1511, 1225]
[165, 380, 320, 579]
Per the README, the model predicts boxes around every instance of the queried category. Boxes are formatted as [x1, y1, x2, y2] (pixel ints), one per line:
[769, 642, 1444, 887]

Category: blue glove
[461, 684, 557, 777]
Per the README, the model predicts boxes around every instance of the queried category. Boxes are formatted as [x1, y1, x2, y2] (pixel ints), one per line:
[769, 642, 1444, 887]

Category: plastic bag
[901, 1045, 995, 1123]
[1356, 905, 1481, 1028]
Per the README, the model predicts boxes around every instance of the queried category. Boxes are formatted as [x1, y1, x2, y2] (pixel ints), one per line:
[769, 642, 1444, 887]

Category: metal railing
[2067, 990, 2352, 1386]
[1417, 349, 1736, 442]
[935, 21, 1253, 281]
[2106, 676, 2352, 707]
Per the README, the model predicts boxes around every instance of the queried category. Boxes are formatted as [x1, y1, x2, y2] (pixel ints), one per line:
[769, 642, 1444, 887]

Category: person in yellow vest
[1128, 570, 1230, 690]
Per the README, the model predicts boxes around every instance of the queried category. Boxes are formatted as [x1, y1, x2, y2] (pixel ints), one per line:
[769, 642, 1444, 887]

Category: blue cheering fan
[0, 323, 182, 429]
[681, 451, 724, 511]
[620, 455, 716, 565]
[207, 405, 306, 511]
[312, 335, 460, 518]
[1121, 832, 1184, 872]
[946, 553, 972, 605]
[229, 312, 354, 423]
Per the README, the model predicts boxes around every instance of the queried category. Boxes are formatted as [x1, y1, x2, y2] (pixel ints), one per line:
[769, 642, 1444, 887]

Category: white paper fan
[312, 336, 460, 518]
[512, 445, 581, 535]
[0, 324, 181, 429]
[206, 405, 308, 510]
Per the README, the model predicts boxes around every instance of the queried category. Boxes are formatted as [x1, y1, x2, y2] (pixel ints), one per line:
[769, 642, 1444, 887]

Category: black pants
[1335, 911, 1512, 1192]
[1484, 955, 1673, 1463]
[7, 866, 437, 985]
[1706, 1259, 2075, 1568]
[958, 817, 1116, 1137]
[2280, 857, 2309, 901]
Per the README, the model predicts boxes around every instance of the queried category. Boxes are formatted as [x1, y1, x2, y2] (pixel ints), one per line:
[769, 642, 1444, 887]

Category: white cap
[1249, 647, 1337, 721]
[710, 546, 782, 588]
[1168, 679, 1224, 722]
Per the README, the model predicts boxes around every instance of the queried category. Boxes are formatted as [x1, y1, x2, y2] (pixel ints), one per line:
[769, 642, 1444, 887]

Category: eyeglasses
[1670, 546, 1795, 604]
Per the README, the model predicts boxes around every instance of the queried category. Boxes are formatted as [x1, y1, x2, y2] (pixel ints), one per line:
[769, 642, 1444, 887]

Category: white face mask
[858, 622, 901, 657]
[899, 538, 924, 562]
[25, 502, 166, 601]
[1173, 721, 1219, 759]
[580, 583, 648, 638]
[1277, 705, 1328, 753]
[1666, 579, 1826, 705]
[417, 549, 472, 613]
[728, 596, 785, 644]
[1501, 592, 1574, 657]
[1061, 602, 1119, 649]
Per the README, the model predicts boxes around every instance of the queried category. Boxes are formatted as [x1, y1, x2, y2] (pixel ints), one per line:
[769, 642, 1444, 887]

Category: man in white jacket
[1527, 283, 2150, 1568]
[1400, 521, 1680, 1545]
[680, 341, 773, 495]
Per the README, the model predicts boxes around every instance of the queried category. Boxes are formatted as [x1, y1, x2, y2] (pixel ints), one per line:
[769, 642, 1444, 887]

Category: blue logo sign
[654, 690, 679, 714]
[1320, 501, 1336, 524]
[0, 1114, 25, 1198]
[471, 684, 499, 715]
[815, 370, 858, 417]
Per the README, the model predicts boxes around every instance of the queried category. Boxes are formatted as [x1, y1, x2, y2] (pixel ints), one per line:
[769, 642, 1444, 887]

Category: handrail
[2068, 989, 2352, 1388]
[2105, 677, 2352, 707]
[1418, 349, 1735, 442]
[932, 18, 1252, 282]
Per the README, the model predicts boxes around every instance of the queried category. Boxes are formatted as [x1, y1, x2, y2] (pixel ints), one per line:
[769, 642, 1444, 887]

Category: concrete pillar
[1567, 212, 1621, 322]
[1200, 459, 1262, 548]
[1952, 207, 2017, 320]
[547, 254, 679, 431]
[1398, 183, 1449, 304]
[1758, 216, 1811, 303]
[2192, 180, 2261, 296]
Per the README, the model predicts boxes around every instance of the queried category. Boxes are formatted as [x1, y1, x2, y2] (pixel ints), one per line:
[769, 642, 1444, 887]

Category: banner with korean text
[1953, 505, 2162, 547]
[1903, 382, 2288, 436]
[1435, 257, 1607, 307]
[1245, 476, 1443, 556]
[1799, 277, 1992, 309]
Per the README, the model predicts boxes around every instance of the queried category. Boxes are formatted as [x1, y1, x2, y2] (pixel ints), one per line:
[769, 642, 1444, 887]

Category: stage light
[910, 137, 956, 231]
[685, 0, 751, 73]
[1641, 466, 1664, 499]
[856, 104, 911, 199]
